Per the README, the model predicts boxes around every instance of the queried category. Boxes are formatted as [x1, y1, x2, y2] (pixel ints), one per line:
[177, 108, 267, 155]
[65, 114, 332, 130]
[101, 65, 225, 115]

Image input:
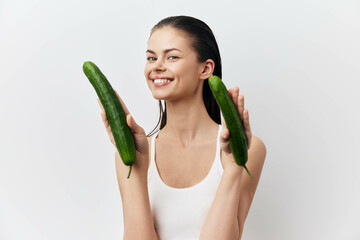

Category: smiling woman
[97, 15, 266, 240]
[144, 26, 212, 105]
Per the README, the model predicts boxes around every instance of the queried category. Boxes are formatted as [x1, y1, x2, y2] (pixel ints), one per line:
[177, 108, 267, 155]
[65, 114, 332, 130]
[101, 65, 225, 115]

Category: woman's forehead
[147, 27, 193, 52]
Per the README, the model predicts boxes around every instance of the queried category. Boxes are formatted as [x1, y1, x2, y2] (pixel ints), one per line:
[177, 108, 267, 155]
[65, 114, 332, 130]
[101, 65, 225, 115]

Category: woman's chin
[152, 93, 170, 101]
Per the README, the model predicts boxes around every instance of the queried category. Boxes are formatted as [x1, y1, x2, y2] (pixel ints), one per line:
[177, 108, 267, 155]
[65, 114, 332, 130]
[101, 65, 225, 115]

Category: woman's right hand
[97, 90, 149, 173]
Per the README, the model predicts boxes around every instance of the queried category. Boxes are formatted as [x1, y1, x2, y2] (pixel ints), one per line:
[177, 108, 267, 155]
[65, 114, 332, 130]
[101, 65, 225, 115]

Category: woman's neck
[159, 95, 219, 148]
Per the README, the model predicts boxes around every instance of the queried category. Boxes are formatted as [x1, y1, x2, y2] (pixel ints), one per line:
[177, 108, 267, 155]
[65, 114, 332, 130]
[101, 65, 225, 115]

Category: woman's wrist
[131, 154, 150, 179]
[223, 154, 244, 179]
[224, 166, 244, 181]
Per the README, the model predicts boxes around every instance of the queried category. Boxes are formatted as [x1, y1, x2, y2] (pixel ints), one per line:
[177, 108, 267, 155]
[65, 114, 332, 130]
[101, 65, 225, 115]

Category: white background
[1, 0, 359, 239]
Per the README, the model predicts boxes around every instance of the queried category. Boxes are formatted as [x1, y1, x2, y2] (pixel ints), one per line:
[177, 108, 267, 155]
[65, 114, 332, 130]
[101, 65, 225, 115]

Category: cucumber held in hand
[208, 75, 253, 178]
[83, 61, 136, 179]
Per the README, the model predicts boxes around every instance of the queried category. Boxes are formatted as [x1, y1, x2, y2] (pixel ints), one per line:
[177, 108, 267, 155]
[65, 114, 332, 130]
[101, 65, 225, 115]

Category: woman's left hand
[219, 86, 252, 169]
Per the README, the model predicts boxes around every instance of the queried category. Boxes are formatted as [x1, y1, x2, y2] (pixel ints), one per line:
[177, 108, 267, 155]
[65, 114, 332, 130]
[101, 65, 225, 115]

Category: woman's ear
[199, 59, 215, 80]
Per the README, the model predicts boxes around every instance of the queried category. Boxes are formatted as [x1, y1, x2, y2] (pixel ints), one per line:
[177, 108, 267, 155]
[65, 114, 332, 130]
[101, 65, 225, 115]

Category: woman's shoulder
[249, 135, 267, 161]
[251, 135, 266, 149]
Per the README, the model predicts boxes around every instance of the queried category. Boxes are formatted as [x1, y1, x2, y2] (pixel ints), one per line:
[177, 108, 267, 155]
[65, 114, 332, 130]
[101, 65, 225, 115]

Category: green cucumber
[208, 75, 253, 178]
[83, 61, 136, 179]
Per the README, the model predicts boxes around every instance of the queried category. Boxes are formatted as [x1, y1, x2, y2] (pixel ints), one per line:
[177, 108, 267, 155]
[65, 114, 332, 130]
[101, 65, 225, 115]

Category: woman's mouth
[153, 78, 174, 87]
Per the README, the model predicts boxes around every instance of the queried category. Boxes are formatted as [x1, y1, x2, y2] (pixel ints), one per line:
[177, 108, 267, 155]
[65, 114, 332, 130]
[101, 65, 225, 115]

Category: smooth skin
[98, 26, 266, 239]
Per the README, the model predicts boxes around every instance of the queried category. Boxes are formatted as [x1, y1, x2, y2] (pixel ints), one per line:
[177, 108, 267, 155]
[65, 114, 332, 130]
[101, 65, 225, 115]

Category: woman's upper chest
[150, 136, 222, 188]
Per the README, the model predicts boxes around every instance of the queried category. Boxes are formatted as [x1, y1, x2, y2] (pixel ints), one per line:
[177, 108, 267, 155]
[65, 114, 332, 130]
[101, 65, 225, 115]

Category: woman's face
[144, 27, 205, 101]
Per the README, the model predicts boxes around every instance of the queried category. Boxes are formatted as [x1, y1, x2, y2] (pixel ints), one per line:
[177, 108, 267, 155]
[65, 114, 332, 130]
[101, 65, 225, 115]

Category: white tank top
[148, 124, 224, 240]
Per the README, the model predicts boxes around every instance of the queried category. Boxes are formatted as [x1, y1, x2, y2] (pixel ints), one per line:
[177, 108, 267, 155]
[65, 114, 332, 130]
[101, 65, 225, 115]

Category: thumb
[126, 114, 142, 134]
[220, 116, 230, 141]
[220, 126, 230, 143]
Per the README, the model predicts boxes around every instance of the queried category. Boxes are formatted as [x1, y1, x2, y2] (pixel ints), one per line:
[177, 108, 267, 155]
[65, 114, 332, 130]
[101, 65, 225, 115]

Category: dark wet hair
[146, 15, 222, 137]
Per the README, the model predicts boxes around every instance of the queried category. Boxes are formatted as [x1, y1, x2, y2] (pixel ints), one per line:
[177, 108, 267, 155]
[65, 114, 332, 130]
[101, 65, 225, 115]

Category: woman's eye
[147, 57, 156, 61]
[168, 56, 178, 60]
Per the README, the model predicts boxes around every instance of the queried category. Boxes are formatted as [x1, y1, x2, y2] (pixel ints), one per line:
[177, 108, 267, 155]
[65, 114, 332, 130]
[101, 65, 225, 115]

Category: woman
[98, 16, 266, 240]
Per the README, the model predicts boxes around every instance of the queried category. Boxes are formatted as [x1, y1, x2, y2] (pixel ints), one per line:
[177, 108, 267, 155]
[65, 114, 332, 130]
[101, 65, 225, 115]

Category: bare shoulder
[248, 135, 267, 168]
[245, 135, 267, 181]
[220, 135, 266, 171]
[249, 135, 267, 156]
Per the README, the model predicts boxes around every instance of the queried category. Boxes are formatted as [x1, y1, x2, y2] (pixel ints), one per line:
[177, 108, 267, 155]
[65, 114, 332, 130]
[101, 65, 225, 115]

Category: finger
[244, 109, 251, 130]
[97, 98, 105, 112]
[220, 117, 232, 154]
[228, 87, 234, 95]
[100, 110, 111, 129]
[220, 127, 230, 143]
[126, 114, 145, 135]
[244, 109, 252, 148]
[101, 112, 113, 138]
[101, 111, 110, 128]
[114, 90, 130, 116]
[232, 86, 239, 110]
[220, 117, 229, 140]
[238, 95, 245, 122]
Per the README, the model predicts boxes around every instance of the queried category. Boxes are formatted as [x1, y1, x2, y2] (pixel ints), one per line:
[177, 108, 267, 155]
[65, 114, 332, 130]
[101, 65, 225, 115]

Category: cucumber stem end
[127, 165, 132, 179]
[243, 165, 253, 179]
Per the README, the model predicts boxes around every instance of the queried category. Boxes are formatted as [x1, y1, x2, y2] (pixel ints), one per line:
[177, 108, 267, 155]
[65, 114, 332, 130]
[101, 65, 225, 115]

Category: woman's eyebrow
[146, 48, 183, 54]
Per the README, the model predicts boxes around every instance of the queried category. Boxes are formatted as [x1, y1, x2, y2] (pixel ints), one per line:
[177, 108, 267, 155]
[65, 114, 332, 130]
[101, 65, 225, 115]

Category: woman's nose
[153, 60, 165, 72]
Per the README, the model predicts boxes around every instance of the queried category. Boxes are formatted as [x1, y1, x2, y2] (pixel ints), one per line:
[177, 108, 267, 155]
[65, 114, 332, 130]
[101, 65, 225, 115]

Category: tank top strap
[148, 130, 160, 182]
[215, 124, 225, 177]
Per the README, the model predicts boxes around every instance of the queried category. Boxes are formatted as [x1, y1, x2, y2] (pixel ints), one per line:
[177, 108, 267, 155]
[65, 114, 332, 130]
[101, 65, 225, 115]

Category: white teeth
[154, 79, 171, 83]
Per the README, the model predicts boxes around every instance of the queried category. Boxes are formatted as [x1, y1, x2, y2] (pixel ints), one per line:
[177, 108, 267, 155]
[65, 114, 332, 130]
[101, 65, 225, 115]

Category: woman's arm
[199, 152, 243, 240]
[97, 90, 158, 239]
[115, 151, 159, 240]
[199, 136, 266, 240]
[237, 136, 267, 239]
